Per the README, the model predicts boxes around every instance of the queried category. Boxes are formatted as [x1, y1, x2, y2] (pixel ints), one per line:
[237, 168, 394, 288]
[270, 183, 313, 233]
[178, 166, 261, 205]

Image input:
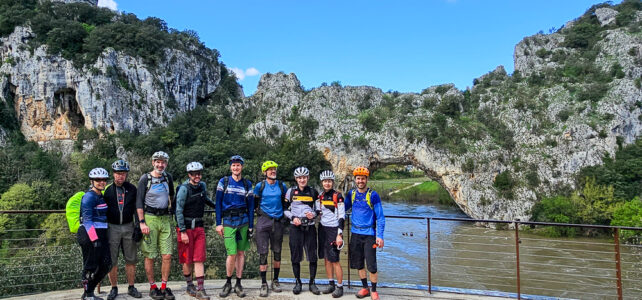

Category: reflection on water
[275, 199, 641, 299]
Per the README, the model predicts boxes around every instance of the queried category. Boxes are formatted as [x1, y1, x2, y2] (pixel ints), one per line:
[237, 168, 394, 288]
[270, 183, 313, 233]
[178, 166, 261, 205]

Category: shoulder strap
[279, 181, 286, 201]
[333, 191, 338, 208]
[243, 178, 250, 193]
[223, 176, 229, 194]
[145, 173, 152, 193]
[259, 180, 267, 198]
[366, 189, 373, 209]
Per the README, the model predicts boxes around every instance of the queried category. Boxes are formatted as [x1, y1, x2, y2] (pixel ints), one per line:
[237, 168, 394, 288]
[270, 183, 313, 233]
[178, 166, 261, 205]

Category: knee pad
[273, 251, 281, 262]
[259, 253, 268, 265]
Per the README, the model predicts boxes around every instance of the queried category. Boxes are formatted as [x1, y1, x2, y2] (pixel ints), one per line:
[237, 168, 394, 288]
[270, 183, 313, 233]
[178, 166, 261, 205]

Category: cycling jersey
[316, 189, 345, 230]
[215, 176, 254, 228]
[284, 186, 319, 224]
[80, 189, 108, 235]
[345, 188, 385, 239]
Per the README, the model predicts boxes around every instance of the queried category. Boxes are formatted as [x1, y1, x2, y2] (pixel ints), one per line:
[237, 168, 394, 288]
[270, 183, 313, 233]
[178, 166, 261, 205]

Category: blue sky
[102, 0, 616, 96]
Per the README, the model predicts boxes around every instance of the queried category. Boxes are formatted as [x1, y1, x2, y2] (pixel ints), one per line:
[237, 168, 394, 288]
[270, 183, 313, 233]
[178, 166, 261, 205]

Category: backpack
[223, 176, 252, 206]
[65, 191, 85, 233]
[319, 191, 339, 208]
[350, 188, 373, 209]
[257, 180, 287, 202]
[145, 172, 174, 213]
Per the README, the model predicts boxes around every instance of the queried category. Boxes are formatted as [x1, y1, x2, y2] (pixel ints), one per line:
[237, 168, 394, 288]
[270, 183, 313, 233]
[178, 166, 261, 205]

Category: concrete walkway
[8, 280, 513, 300]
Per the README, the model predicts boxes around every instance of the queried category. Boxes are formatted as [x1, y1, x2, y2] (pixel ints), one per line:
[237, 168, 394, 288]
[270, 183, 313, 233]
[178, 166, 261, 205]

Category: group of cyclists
[78, 151, 386, 300]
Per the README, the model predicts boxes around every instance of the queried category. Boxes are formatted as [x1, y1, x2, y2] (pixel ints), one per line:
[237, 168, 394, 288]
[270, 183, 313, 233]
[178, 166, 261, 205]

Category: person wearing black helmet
[104, 160, 142, 300]
[78, 168, 112, 300]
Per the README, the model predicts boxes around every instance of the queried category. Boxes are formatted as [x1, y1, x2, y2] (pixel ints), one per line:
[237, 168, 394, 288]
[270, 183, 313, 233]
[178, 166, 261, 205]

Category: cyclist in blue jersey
[78, 168, 112, 300]
[253, 160, 289, 297]
[215, 155, 254, 298]
[345, 166, 385, 300]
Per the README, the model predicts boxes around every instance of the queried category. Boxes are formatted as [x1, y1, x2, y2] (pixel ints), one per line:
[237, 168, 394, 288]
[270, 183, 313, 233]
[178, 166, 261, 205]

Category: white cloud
[230, 67, 246, 80]
[229, 67, 260, 81]
[98, 0, 118, 11]
[245, 67, 260, 76]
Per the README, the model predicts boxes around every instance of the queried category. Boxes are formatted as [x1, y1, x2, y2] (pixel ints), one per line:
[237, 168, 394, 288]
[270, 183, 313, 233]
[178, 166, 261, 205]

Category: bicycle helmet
[111, 159, 130, 172]
[353, 166, 370, 177]
[229, 155, 245, 165]
[320, 170, 335, 181]
[89, 168, 109, 179]
[186, 162, 204, 172]
[294, 166, 310, 178]
[261, 160, 279, 172]
[152, 151, 169, 162]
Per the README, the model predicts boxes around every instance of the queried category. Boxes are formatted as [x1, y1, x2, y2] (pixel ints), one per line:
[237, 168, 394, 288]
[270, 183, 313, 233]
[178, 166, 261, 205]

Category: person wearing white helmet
[104, 160, 142, 300]
[284, 166, 321, 295]
[175, 162, 215, 300]
[315, 170, 346, 298]
[78, 167, 111, 300]
[136, 151, 176, 300]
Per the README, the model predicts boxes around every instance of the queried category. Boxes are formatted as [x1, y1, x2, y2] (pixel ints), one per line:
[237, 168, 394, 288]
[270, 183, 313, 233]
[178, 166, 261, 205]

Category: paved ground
[8, 280, 513, 300]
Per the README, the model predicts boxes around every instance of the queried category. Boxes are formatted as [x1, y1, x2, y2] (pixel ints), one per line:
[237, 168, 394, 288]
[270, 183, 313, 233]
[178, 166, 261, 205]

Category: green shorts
[141, 214, 173, 259]
[224, 225, 249, 256]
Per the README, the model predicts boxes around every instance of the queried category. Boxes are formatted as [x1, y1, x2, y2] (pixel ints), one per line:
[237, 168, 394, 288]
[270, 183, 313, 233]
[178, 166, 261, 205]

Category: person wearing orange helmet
[345, 166, 385, 300]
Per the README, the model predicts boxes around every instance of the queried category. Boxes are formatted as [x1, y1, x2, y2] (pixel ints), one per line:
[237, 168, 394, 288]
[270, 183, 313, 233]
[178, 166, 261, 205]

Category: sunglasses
[94, 179, 108, 182]
[189, 172, 202, 176]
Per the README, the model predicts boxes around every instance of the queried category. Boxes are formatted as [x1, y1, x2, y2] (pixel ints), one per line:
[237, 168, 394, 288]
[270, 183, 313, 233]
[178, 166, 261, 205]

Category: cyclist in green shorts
[136, 151, 175, 300]
[215, 155, 254, 298]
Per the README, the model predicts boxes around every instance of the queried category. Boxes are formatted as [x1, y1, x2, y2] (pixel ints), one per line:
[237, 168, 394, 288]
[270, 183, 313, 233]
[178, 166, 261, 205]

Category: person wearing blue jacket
[215, 155, 254, 298]
[345, 166, 385, 300]
[78, 168, 112, 300]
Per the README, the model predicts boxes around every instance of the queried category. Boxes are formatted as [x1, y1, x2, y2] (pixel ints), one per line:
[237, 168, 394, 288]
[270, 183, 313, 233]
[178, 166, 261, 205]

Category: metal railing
[1, 210, 641, 299]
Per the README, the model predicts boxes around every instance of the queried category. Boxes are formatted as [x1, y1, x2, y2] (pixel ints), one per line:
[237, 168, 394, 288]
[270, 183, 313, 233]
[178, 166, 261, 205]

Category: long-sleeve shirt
[345, 188, 385, 239]
[176, 180, 215, 232]
[284, 185, 318, 224]
[215, 176, 254, 228]
[80, 189, 108, 240]
[316, 189, 346, 232]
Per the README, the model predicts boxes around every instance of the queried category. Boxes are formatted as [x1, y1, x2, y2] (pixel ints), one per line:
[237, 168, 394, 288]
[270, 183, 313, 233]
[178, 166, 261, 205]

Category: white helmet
[186, 162, 204, 172]
[293, 166, 309, 178]
[88, 168, 109, 179]
[320, 170, 335, 181]
[152, 151, 169, 162]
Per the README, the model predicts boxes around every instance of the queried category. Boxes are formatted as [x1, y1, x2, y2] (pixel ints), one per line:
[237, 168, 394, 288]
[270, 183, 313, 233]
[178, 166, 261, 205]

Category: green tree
[611, 197, 642, 242]
[0, 183, 37, 238]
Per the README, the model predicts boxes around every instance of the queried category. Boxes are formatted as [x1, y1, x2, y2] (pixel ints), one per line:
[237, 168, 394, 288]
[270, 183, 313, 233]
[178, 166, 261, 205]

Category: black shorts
[289, 223, 317, 263]
[318, 225, 340, 263]
[255, 215, 285, 255]
[349, 233, 377, 273]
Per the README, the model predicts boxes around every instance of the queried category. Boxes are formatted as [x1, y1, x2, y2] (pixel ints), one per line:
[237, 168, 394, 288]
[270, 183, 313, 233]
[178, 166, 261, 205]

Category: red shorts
[177, 227, 206, 264]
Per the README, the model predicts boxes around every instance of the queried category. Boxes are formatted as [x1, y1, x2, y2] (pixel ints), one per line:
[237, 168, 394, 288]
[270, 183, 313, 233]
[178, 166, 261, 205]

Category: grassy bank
[368, 178, 455, 206]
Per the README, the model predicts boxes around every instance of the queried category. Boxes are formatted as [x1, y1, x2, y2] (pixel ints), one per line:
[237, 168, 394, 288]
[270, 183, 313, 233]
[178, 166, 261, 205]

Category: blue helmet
[229, 155, 245, 165]
[111, 159, 130, 172]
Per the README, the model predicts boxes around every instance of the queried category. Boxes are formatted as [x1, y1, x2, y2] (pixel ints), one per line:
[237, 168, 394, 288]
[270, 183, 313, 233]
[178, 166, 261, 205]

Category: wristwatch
[139, 219, 146, 224]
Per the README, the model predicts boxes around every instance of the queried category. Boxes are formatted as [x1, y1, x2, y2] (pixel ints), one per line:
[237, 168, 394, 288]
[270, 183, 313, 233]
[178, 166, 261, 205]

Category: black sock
[128, 285, 134, 289]
[292, 262, 301, 280]
[329, 280, 335, 286]
[184, 273, 193, 286]
[260, 271, 267, 284]
[236, 277, 242, 286]
[361, 278, 368, 289]
[371, 282, 377, 292]
[226, 276, 232, 284]
[273, 267, 280, 280]
[309, 261, 317, 281]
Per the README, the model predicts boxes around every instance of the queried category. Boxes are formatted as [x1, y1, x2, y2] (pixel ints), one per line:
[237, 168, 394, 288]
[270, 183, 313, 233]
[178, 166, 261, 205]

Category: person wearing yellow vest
[345, 166, 385, 300]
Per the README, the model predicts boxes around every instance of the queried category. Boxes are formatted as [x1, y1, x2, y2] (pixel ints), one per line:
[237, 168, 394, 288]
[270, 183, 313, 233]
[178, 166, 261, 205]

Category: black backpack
[222, 176, 252, 207]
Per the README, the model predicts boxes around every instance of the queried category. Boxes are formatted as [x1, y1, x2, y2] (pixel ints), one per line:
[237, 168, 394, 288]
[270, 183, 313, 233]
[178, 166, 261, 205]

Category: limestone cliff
[244, 7, 642, 221]
[0, 26, 221, 144]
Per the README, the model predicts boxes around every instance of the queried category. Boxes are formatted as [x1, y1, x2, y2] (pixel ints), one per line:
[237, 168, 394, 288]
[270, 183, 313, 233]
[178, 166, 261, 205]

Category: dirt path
[388, 182, 422, 196]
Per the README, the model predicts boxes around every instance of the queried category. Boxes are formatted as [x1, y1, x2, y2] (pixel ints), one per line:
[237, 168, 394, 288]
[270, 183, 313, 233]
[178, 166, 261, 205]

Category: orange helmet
[353, 166, 370, 177]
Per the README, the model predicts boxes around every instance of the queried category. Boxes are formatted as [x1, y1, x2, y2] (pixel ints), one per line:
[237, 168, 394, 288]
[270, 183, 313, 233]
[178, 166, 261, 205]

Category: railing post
[426, 218, 431, 294]
[347, 214, 351, 289]
[514, 221, 521, 300]
[614, 228, 623, 300]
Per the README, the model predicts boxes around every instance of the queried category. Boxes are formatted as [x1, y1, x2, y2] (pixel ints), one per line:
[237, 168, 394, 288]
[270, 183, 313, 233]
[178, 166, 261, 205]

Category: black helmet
[229, 155, 245, 165]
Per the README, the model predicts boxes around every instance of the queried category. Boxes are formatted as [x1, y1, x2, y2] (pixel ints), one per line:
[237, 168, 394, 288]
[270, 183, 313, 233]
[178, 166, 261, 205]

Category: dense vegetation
[531, 140, 642, 239]
[0, 0, 217, 67]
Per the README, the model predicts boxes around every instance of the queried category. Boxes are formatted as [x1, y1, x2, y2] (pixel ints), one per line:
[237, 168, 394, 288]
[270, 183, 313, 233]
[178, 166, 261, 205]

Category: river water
[279, 200, 642, 299]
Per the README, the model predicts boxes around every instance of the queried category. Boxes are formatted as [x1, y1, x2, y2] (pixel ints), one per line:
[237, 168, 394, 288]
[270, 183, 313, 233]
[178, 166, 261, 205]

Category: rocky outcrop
[245, 10, 642, 221]
[0, 26, 221, 144]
